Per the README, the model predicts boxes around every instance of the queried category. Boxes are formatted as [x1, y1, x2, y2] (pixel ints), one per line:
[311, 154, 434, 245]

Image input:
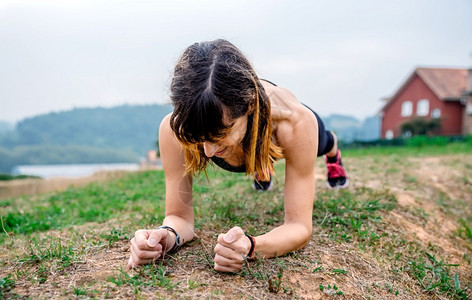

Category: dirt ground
[1, 153, 471, 299]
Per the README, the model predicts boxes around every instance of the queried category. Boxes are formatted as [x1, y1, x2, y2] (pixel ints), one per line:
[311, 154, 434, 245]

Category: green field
[1, 143, 471, 299]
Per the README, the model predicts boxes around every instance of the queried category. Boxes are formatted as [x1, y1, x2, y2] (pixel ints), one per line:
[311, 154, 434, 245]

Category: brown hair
[169, 39, 282, 180]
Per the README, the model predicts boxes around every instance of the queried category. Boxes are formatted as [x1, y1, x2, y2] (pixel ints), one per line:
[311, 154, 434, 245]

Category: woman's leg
[323, 131, 348, 189]
[325, 131, 338, 158]
[311, 110, 348, 188]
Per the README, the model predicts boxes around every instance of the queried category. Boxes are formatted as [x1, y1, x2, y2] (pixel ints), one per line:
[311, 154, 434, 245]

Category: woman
[128, 39, 348, 273]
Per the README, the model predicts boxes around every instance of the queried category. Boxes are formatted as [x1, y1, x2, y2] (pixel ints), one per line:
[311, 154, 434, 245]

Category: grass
[0, 170, 166, 242]
[0, 274, 15, 298]
[343, 139, 472, 158]
[108, 264, 180, 292]
[313, 187, 396, 245]
[458, 219, 472, 241]
[319, 283, 344, 296]
[0, 144, 471, 298]
[18, 236, 79, 266]
[408, 252, 470, 299]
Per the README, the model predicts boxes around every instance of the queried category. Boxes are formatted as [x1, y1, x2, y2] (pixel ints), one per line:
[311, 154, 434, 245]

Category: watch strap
[158, 225, 181, 252]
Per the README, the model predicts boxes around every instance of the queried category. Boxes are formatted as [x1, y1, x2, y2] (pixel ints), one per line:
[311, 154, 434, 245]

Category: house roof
[416, 68, 468, 100]
[380, 67, 469, 113]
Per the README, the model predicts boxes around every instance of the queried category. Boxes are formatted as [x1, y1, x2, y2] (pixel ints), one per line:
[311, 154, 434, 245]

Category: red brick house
[379, 67, 472, 139]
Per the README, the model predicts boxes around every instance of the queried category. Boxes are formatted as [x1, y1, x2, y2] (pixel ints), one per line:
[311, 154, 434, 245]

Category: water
[11, 163, 140, 179]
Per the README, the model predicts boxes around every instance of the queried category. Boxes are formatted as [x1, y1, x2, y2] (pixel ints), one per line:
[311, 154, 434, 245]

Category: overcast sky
[1, 0, 471, 123]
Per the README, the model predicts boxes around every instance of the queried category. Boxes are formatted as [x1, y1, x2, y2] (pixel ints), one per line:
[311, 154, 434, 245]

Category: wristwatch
[158, 226, 181, 252]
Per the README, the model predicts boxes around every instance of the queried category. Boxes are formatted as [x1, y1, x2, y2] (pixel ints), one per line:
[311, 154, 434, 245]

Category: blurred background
[0, 0, 471, 178]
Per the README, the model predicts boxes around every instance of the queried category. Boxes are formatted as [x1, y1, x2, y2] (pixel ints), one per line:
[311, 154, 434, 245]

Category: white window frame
[401, 101, 412, 117]
[417, 99, 429, 117]
[431, 108, 441, 118]
[467, 104, 472, 115]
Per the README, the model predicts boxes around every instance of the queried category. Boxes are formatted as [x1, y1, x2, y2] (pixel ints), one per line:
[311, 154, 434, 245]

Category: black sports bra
[210, 156, 246, 173]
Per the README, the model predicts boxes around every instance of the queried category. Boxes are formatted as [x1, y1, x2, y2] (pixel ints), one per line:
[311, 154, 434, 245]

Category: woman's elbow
[297, 224, 313, 249]
[301, 227, 312, 248]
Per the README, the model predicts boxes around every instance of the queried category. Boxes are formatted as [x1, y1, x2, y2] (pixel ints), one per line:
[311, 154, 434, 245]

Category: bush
[464, 135, 472, 144]
[405, 135, 430, 147]
[405, 135, 450, 147]
[400, 118, 441, 136]
[429, 136, 448, 146]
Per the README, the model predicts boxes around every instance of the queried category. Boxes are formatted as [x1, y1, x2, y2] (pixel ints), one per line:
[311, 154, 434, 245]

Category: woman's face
[202, 113, 248, 159]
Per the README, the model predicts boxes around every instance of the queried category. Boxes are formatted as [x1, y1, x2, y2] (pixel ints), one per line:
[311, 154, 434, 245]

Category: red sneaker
[325, 150, 349, 189]
[252, 171, 274, 191]
[252, 176, 273, 191]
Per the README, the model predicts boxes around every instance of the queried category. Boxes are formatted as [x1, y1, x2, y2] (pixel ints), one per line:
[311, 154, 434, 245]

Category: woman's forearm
[253, 223, 312, 258]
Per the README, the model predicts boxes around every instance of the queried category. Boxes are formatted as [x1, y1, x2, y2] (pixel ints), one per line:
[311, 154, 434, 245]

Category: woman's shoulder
[266, 85, 318, 151]
[159, 112, 183, 145]
[265, 83, 314, 126]
[159, 113, 173, 134]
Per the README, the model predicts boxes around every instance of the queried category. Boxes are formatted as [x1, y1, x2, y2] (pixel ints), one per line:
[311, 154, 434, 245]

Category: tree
[400, 118, 441, 136]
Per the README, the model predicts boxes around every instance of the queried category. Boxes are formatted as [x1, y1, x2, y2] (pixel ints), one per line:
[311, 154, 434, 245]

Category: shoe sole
[326, 178, 349, 189]
[252, 180, 274, 192]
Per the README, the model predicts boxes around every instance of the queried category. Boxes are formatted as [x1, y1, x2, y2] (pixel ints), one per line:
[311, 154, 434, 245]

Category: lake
[11, 163, 141, 179]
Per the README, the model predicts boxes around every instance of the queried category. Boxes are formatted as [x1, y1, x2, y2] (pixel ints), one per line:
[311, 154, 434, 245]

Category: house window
[467, 104, 472, 115]
[386, 130, 394, 140]
[401, 101, 412, 117]
[417, 99, 429, 116]
[431, 108, 441, 118]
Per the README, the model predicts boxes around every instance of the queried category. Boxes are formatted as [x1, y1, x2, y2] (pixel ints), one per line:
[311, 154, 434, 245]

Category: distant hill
[358, 116, 382, 141]
[320, 114, 381, 143]
[0, 104, 173, 173]
[0, 121, 13, 134]
[0, 104, 173, 153]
